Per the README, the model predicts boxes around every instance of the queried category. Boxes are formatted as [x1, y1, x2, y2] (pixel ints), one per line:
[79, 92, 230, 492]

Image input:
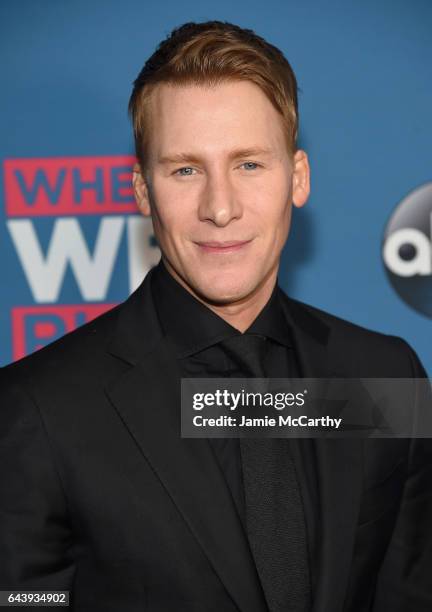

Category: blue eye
[242, 162, 259, 170]
[175, 167, 195, 176]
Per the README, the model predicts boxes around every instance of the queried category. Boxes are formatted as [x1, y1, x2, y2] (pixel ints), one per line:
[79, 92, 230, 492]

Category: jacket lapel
[105, 271, 268, 612]
[281, 295, 364, 612]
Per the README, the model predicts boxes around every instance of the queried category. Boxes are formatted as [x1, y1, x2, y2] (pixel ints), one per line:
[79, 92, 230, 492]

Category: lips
[195, 239, 253, 253]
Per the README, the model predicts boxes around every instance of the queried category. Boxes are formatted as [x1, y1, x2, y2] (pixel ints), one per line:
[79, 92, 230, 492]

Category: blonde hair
[128, 21, 299, 169]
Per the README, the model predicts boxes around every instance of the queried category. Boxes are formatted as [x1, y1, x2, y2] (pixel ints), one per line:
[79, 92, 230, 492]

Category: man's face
[133, 80, 309, 305]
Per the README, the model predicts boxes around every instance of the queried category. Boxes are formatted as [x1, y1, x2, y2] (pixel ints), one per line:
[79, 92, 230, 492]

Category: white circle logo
[382, 183, 432, 318]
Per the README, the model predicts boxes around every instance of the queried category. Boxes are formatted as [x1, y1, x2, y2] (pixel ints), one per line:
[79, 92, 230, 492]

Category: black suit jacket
[1, 267, 431, 612]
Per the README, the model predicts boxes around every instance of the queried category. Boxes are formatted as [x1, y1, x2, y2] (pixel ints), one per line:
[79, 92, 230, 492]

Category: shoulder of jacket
[281, 293, 419, 376]
[1, 302, 123, 387]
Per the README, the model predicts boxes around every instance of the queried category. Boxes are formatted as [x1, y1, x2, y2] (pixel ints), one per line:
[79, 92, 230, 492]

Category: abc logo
[382, 183, 432, 318]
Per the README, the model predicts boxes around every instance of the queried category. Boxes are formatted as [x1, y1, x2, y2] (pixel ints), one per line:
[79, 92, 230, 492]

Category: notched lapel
[106, 335, 268, 612]
[281, 295, 364, 612]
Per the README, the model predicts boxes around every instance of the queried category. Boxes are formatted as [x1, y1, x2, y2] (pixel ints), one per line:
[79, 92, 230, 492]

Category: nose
[198, 169, 242, 227]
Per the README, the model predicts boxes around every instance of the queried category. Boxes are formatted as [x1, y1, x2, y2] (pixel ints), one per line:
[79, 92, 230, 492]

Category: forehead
[147, 80, 287, 158]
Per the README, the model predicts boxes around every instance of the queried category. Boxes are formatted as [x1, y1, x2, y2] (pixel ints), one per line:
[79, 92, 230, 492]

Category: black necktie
[219, 334, 311, 612]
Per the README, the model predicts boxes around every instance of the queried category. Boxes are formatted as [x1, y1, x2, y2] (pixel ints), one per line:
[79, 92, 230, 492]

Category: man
[1, 20, 431, 612]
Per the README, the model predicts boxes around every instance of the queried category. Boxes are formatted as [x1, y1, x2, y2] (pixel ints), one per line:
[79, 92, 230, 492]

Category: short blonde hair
[128, 21, 299, 169]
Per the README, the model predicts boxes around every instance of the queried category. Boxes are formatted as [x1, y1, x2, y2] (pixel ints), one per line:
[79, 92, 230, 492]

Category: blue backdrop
[1, 0, 431, 372]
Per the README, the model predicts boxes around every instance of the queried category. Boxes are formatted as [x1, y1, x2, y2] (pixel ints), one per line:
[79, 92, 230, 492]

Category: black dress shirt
[150, 258, 302, 527]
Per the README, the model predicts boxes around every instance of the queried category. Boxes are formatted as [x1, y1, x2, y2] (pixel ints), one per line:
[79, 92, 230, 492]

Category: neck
[162, 258, 278, 333]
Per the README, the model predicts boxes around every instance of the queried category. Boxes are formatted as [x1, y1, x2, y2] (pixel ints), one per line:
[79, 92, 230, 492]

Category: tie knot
[219, 334, 268, 378]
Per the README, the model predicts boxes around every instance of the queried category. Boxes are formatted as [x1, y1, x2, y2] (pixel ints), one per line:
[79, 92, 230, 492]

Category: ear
[132, 162, 151, 216]
[292, 149, 310, 208]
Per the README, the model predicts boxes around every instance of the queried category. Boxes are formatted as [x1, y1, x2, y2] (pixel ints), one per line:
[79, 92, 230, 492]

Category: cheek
[254, 186, 292, 237]
[150, 192, 189, 237]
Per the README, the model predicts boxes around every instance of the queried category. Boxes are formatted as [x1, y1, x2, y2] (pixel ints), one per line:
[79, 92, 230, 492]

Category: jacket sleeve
[0, 374, 75, 592]
[372, 341, 432, 611]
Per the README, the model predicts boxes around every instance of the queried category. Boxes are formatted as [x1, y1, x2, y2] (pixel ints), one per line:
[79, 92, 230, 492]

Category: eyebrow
[157, 147, 275, 165]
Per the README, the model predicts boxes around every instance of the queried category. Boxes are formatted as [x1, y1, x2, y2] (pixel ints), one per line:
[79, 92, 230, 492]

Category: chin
[191, 273, 258, 305]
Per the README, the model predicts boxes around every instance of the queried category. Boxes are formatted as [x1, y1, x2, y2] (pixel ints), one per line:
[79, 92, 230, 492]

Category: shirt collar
[150, 259, 293, 358]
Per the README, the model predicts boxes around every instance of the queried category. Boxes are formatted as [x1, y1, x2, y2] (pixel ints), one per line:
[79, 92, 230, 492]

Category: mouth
[194, 239, 253, 254]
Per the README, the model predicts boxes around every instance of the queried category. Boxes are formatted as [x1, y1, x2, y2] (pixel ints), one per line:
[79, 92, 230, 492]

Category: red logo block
[4, 155, 138, 217]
